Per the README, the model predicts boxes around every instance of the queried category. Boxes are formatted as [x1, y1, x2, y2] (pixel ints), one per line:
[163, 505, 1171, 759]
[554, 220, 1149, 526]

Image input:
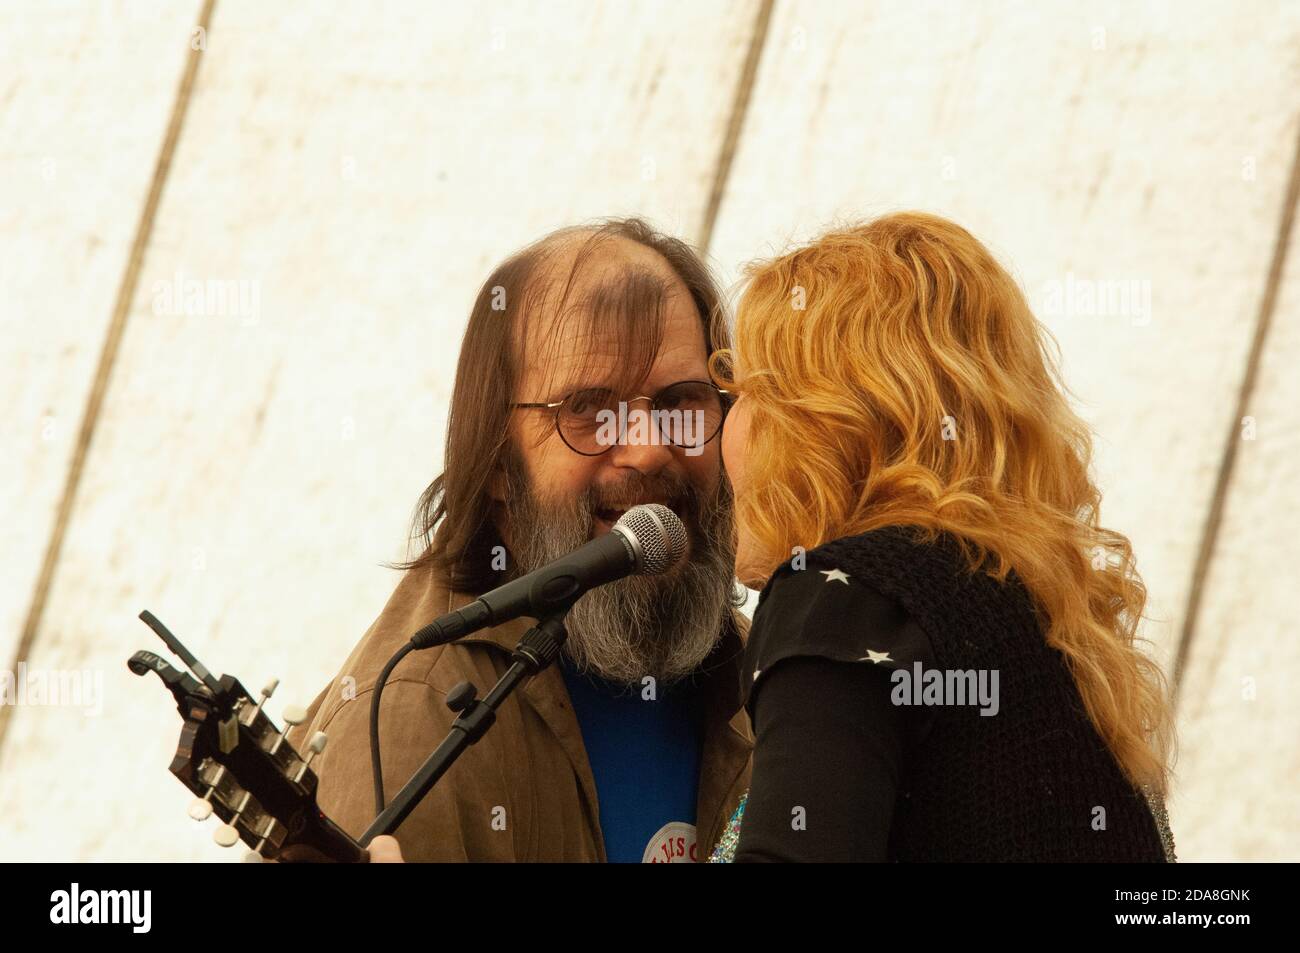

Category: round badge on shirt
[643, 821, 698, 863]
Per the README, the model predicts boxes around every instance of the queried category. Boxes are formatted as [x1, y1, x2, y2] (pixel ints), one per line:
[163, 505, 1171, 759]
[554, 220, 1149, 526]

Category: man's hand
[367, 835, 405, 863]
[274, 834, 405, 863]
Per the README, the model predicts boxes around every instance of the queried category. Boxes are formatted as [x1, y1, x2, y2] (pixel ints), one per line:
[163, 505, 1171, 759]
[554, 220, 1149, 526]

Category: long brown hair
[712, 212, 1175, 796]
[395, 217, 731, 593]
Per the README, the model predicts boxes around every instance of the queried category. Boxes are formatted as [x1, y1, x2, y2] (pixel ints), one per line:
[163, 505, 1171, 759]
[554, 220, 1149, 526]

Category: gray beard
[501, 453, 737, 687]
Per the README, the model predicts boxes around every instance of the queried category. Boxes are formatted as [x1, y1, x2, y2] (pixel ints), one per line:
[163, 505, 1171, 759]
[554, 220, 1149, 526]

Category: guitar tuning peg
[213, 824, 240, 848]
[243, 823, 274, 862]
[290, 730, 330, 785]
[247, 677, 281, 722]
[281, 704, 308, 728]
[189, 778, 220, 821]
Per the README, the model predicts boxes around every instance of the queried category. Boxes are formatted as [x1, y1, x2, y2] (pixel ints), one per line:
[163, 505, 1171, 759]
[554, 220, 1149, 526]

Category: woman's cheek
[721, 400, 767, 587]
[720, 397, 749, 492]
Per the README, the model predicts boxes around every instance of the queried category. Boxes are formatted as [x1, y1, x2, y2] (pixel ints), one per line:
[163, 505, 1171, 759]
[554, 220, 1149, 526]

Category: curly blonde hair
[712, 212, 1175, 796]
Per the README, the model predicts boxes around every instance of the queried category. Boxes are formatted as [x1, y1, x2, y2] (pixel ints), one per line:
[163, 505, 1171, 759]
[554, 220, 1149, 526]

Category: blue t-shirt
[559, 654, 705, 862]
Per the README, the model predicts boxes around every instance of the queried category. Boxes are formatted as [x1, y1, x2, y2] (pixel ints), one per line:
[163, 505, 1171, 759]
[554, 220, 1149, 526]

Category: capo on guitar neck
[128, 650, 208, 712]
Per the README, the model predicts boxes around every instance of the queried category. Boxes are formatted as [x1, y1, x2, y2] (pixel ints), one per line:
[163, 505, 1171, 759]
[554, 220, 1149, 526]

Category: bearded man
[290, 218, 752, 862]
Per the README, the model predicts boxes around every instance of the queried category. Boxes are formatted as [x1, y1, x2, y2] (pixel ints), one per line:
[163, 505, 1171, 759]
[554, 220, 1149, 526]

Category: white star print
[820, 568, 850, 584]
[859, 649, 893, 664]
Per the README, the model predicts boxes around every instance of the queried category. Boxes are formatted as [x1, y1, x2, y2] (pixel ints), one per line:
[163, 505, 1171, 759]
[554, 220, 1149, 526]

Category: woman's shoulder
[786, 527, 1041, 657]
[750, 527, 938, 625]
[742, 544, 937, 708]
[805, 525, 969, 579]
[751, 545, 907, 639]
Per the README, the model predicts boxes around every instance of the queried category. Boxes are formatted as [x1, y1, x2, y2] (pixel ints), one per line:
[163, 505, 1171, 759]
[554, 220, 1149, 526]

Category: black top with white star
[735, 526, 1174, 862]
[742, 559, 939, 711]
[735, 558, 939, 862]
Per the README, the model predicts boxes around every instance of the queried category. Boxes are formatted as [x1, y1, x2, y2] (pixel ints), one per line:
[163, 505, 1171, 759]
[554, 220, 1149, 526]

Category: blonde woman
[708, 213, 1176, 862]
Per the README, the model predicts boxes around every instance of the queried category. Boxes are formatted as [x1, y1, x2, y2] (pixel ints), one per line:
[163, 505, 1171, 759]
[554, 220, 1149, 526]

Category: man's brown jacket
[288, 565, 753, 861]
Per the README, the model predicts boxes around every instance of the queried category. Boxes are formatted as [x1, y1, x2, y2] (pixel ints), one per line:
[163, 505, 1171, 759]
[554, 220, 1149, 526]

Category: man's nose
[607, 437, 675, 473]
[605, 401, 675, 473]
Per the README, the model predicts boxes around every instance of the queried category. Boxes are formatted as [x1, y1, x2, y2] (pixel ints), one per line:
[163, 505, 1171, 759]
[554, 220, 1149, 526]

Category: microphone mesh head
[615, 504, 689, 575]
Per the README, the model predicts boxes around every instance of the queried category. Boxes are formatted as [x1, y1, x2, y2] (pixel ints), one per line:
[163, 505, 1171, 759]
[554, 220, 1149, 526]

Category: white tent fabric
[2, 0, 1296, 861]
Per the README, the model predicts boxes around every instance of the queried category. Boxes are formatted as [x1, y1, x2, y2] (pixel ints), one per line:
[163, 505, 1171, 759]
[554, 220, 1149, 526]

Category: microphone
[409, 503, 688, 648]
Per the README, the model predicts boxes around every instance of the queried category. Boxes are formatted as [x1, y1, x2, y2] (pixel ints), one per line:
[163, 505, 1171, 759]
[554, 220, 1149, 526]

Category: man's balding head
[400, 216, 733, 591]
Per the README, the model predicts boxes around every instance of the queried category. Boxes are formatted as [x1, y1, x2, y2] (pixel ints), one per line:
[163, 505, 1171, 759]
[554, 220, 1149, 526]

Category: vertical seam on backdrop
[1172, 118, 1300, 709]
[0, 0, 219, 762]
[697, 0, 775, 257]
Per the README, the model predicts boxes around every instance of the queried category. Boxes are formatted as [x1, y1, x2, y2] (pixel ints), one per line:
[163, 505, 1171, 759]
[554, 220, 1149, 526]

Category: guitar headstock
[129, 612, 367, 863]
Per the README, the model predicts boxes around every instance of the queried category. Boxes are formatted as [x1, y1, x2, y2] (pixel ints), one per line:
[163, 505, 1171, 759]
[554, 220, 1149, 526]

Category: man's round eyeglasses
[512, 379, 732, 456]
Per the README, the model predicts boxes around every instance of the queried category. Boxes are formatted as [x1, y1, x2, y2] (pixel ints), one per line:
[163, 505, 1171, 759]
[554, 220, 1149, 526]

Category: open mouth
[595, 504, 649, 526]
[594, 500, 677, 528]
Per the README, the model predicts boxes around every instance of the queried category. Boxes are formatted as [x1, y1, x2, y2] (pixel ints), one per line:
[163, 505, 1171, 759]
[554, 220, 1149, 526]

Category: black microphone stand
[359, 610, 570, 844]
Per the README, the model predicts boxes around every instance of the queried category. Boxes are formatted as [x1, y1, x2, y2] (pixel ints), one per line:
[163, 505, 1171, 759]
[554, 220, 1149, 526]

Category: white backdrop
[2, 0, 1296, 861]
